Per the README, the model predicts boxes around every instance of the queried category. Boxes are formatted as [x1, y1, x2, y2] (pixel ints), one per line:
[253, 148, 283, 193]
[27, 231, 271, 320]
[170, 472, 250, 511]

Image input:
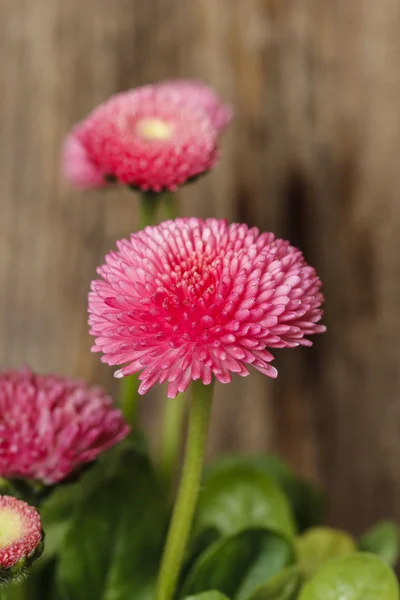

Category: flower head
[88, 218, 325, 398]
[0, 369, 129, 485]
[62, 129, 106, 190]
[62, 81, 228, 192]
[0, 495, 43, 578]
[155, 80, 233, 133]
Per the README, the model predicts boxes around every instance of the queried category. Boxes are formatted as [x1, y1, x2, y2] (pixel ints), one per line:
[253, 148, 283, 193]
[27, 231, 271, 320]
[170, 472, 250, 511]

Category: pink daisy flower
[0, 369, 129, 485]
[155, 79, 233, 133]
[62, 129, 106, 190]
[0, 495, 43, 574]
[88, 218, 325, 398]
[62, 82, 225, 192]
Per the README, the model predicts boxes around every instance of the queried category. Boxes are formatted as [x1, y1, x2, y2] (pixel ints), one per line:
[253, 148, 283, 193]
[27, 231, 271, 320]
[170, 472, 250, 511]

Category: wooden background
[1, 0, 400, 533]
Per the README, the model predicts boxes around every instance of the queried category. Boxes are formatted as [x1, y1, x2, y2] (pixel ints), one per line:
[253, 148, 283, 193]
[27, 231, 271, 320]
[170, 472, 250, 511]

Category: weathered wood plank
[1, 0, 400, 532]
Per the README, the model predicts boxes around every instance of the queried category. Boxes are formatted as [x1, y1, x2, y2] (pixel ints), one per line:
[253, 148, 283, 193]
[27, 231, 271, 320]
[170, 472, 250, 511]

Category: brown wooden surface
[1, 0, 400, 533]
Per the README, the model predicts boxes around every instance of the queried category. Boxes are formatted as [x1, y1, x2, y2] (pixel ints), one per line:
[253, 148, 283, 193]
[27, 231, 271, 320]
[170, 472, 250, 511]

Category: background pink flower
[0, 495, 43, 570]
[62, 129, 106, 190]
[89, 218, 325, 398]
[0, 369, 129, 485]
[62, 82, 227, 192]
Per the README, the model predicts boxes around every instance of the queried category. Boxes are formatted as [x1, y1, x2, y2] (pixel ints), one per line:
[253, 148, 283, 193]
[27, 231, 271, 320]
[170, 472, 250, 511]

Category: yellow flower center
[136, 118, 174, 140]
[0, 509, 23, 548]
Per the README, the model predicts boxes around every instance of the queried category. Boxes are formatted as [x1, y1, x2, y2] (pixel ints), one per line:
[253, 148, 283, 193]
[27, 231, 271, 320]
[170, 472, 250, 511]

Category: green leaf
[194, 460, 296, 543]
[37, 431, 149, 567]
[298, 553, 399, 600]
[205, 455, 324, 532]
[296, 527, 356, 578]
[38, 484, 81, 563]
[28, 559, 64, 600]
[180, 529, 295, 600]
[248, 566, 301, 600]
[358, 522, 400, 567]
[57, 445, 169, 600]
[184, 593, 231, 600]
[26, 482, 90, 598]
[73, 430, 150, 498]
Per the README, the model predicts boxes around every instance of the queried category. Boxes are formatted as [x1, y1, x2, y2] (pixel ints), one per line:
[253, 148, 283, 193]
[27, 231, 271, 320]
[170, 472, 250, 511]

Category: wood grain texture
[1, 0, 400, 533]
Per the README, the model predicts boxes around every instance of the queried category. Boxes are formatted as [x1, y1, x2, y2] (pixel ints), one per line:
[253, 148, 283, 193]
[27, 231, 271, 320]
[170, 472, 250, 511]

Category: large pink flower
[62, 81, 228, 192]
[0, 495, 42, 571]
[88, 218, 325, 398]
[0, 369, 129, 485]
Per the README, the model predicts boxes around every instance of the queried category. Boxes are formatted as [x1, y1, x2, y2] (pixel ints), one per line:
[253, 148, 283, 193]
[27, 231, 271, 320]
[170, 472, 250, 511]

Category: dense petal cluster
[0, 495, 42, 571]
[89, 218, 325, 398]
[62, 80, 231, 192]
[0, 369, 129, 485]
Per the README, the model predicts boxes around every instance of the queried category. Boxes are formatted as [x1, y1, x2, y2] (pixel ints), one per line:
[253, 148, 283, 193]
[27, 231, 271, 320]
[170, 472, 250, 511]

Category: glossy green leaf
[38, 484, 80, 563]
[358, 522, 400, 567]
[26, 479, 94, 598]
[205, 455, 324, 532]
[57, 445, 168, 600]
[194, 461, 295, 544]
[38, 431, 149, 566]
[27, 559, 64, 600]
[296, 527, 356, 578]
[298, 552, 399, 600]
[180, 529, 295, 600]
[248, 566, 301, 600]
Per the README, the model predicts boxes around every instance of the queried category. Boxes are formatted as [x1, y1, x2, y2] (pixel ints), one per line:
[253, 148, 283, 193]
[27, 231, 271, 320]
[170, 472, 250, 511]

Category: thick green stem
[1, 579, 29, 600]
[155, 381, 214, 600]
[119, 372, 140, 427]
[119, 192, 162, 427]
[138, 192, 161, 229]
[162, 192, 178, 220]
[159, 393, 187, 492]
[155, 191, 183, 490]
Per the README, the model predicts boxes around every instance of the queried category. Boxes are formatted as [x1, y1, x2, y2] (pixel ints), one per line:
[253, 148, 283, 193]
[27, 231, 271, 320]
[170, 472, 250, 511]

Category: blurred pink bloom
[0, 369, 129, 485]
[62, 80, 231, 192]
[155, 79, 233, 133]
[88, 218, 325, 398]
[62, 129, 106, 189]
[0, 495, 42, 570]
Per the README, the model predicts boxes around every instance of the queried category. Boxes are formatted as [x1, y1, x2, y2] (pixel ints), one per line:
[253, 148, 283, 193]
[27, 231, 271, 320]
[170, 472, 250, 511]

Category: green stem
[162, 192, 178, 220]
[138, 192, 161, 229]
[159, 393, 187, 492]
[157, 191, 182, 490]
[119, 191, 162, 427]
[155, 381, 214, 600]
[2, 579, 29, 600]
[119, 372, 140, 427]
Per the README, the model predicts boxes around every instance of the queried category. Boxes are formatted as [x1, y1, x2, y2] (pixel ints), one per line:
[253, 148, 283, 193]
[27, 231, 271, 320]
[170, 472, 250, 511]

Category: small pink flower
[0, 369, 129, 485]
[88, 218, 325, 398]
[0, 495, 42, 571]
[62, 129, 106, 190]
[62, 81, 229, 192]
[155, 80, 233, 133]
